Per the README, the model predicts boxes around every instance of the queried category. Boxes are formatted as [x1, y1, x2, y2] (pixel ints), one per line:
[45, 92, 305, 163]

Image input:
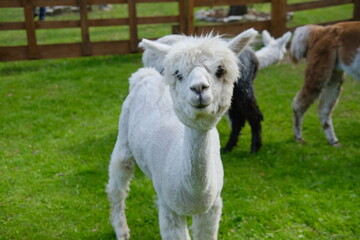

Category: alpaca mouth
[190, 95, 210, 109]
[195, 103, 209, 109]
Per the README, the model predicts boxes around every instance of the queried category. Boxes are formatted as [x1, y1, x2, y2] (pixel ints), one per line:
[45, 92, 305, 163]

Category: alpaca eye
[215, 66, 225, 78]
[173, 70, 183, 81]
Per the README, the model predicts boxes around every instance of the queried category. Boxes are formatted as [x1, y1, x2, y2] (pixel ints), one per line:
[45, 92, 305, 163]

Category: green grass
[287, 4, 354, 27]
[1, 54, 360, 239]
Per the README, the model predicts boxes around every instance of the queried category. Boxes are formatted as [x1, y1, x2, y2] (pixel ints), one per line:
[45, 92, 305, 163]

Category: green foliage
[1, 54, 359, 239]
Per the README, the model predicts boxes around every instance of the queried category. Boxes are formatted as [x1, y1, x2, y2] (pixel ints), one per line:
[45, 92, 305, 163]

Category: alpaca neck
[180, 126, 217, 195]
[255, 45, 281, 69]
[162, 125, 221, 214]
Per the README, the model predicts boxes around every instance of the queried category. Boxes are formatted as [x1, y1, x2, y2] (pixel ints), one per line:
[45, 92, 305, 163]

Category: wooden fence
[0, 0, 359, 62]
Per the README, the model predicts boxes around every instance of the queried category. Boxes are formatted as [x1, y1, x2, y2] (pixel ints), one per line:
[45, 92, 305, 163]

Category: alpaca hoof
[221, 147, 232, 154]
[250, 143, 262, 154]
[250, 146, 260, 154]
[330, 141, 342, 147]
[250, 149, 259, 154]
[295, 137, 305, 144]
[222, 143, 236, 153]
[117, 234, 130, 240]
[115, 228, 130, 240]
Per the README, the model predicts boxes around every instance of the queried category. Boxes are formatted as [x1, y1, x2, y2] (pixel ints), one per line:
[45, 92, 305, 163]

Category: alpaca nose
[190, 83, 209, 94]
[189, 67, 210, 94]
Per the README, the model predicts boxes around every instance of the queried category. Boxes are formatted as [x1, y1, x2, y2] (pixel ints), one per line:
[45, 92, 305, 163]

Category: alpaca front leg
[224, 118, 244, 152]
[224, 109, 246, 152]
[107, 140, 135, 240]
[318, 70, 344, 146]
[249, 117, 263, 153]
[158, 203, 190, 240]
[191, 197, 222, 240]
[247, 101, 263, 153]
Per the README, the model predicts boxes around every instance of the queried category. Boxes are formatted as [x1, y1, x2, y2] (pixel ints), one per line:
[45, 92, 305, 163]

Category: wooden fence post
[78, 0, 91, 56]
[271, 0, 287, 38]
[178, 0, 187, 34]
[186, 0, 194, 35]
[128, 0, 138, 52]
[179, 0, 194, 35]
[23, 0, 39, 59]
[354, 0, 360, 20]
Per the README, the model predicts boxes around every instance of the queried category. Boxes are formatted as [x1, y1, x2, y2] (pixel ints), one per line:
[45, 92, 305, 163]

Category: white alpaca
[255, 30, 292, 69]
[107, 29, 258, 240]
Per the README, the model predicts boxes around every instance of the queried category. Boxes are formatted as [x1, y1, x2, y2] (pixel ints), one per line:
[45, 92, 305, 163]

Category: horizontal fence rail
[287, 0, 353, 12]
[0, 0, 359, 62]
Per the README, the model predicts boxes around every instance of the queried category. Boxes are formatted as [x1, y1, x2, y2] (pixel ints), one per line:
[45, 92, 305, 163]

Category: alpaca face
[162, 38, 240, 130]
[139, 29, 258, 130]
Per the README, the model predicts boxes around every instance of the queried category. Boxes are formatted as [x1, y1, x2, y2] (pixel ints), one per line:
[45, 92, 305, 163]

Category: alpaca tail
[289, 25, 311, 64]
[128, 67, 161, 91]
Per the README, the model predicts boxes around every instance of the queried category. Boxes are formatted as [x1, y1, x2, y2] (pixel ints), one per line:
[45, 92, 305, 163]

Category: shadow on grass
[0, 62, 43, 76]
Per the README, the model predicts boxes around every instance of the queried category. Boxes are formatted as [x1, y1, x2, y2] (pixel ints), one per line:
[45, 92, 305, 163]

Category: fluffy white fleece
[107, 29, 257, 240]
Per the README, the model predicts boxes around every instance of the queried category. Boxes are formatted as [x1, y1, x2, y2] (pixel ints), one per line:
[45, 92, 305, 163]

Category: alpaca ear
[262, 30, 273, 46]
[139, 39, 171, 55]
[279, 31, 292, 47]
[227, 28, 258, 56]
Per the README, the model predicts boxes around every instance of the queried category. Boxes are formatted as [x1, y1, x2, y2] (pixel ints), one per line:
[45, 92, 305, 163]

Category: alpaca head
[262, 30, 292, 60]
[139, 29, 257, 130]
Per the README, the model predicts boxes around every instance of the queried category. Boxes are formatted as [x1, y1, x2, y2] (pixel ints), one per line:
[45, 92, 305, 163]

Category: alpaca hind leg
[158, 203, 190, 240]
[293, 46, 337, 143]
[107, 139, 135, 240]
[191, 197, 222, 240]
[318, 70, 345, 146]
[292, 84, 323, 143]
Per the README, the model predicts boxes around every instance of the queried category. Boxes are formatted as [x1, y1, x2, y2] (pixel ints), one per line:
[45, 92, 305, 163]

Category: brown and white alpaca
[290, 21, 360, 146]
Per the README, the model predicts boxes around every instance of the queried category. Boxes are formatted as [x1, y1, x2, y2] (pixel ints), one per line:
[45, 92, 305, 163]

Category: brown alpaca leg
[318, 70, 345, 146]
[292, 85, 322, 143]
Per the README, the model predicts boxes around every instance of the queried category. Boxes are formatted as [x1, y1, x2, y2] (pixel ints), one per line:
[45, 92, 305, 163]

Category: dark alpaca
[224, 49, 263, 153]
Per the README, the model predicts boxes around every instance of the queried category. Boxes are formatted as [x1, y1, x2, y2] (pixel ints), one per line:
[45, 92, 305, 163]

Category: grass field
[1, 2, 359, 240]
[1, 54, 360, 239]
